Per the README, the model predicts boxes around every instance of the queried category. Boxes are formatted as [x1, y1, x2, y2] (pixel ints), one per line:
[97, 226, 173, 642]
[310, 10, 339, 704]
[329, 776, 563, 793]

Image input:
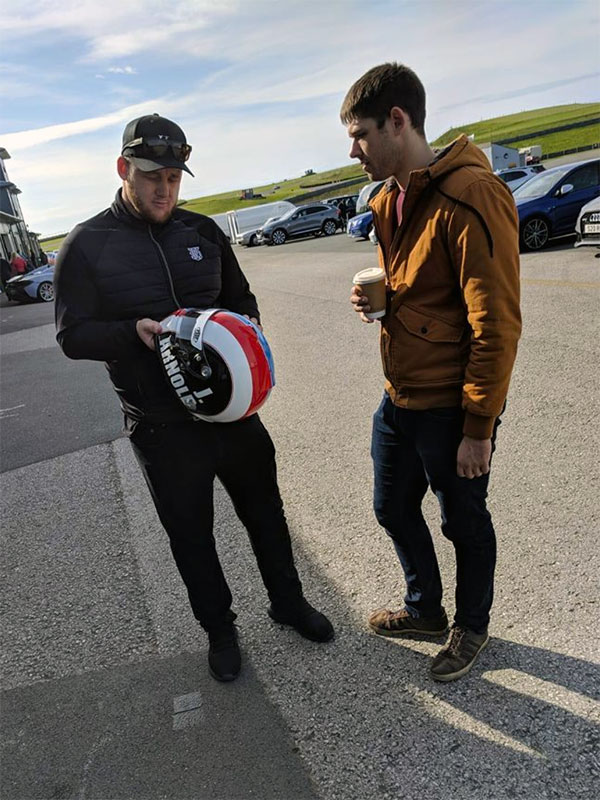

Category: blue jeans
[371, 394, 500, 633]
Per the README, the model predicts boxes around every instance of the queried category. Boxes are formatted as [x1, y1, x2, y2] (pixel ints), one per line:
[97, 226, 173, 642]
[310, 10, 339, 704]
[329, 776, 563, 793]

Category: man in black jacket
[54, 114, 333, 682]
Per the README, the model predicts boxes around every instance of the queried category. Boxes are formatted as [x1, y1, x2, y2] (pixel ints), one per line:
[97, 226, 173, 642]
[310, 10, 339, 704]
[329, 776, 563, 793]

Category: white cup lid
[353, 267, 385, 285]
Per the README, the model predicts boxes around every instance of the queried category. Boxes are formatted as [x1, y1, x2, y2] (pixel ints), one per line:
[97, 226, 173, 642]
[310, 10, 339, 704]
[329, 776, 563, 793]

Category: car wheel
[322, 220, 337, 236]
[37, 281, 54, 302]
[248, 234, 257, 247]
[520, 217, 550, 251]
[362, 223, 373, 240]
[272, 228, 287, 245]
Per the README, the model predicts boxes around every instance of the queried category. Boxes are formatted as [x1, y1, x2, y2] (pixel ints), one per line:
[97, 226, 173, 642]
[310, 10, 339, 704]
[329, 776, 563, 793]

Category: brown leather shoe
[368, 607, 448, 637]
[430, 626, 489, 682]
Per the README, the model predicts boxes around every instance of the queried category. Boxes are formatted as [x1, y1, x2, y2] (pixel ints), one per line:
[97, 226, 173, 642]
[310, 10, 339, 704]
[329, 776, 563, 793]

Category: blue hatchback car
[347, 210, 373, 240]
[514, 158, 599, 251]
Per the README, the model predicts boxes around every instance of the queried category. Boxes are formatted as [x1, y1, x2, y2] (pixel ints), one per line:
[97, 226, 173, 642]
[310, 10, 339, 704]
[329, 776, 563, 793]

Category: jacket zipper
[148, 225, 181, 309]
[371, 212, 386, 264]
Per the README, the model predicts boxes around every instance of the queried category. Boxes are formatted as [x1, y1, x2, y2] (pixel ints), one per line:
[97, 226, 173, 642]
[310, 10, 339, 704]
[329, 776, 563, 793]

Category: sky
[1, 0, 598, 237]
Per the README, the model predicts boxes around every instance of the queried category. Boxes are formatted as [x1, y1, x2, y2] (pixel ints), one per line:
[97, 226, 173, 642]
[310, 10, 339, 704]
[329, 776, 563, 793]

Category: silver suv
[257, 203, 341, 245]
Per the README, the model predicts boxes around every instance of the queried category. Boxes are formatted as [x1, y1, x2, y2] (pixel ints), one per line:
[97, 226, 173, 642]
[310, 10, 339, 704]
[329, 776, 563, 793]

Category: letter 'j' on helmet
[155, 308, 275, 422]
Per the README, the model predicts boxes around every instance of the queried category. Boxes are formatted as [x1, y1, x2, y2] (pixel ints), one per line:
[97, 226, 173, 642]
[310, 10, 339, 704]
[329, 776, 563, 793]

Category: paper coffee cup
[353, 267, 386, 319]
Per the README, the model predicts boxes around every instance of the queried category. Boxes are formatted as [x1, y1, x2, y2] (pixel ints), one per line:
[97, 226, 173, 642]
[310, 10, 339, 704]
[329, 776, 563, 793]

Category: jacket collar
[110, 189, 179, 232]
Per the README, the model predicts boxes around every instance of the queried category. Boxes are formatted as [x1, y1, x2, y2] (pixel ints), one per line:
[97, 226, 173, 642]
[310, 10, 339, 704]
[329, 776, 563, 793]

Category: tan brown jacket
[370, 135, 521, 439]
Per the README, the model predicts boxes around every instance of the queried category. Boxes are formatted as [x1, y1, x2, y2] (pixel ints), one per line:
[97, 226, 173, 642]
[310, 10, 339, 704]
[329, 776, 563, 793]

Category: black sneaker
[208, 624, 241, 682]
[268, 599, 334, 642]
[430, 625, 489, 682]
[368, 607, 448, 638]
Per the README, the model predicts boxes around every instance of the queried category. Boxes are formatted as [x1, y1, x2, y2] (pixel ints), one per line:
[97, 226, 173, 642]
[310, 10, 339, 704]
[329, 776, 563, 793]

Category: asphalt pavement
[1, 232, 599, 800]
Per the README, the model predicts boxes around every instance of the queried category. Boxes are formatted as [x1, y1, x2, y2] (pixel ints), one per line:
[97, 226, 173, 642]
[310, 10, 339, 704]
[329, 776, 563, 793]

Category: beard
[125, 179, 174, 224]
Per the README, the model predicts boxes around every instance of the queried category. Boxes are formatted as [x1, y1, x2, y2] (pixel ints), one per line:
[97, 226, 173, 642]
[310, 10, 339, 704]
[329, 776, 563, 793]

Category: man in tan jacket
[343, 63, 521, 681]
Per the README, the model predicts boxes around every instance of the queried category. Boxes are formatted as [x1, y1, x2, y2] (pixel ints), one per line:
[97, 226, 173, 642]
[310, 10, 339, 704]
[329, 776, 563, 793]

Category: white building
[0, 147, 42, 264]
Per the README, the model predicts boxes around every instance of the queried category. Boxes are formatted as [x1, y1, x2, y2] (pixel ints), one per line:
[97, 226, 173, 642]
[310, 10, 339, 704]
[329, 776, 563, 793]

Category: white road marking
[0, 404, 25, 419]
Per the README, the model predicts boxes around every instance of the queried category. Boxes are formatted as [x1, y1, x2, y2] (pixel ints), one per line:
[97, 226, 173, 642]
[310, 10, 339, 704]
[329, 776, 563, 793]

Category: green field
[40, 103, 599, 252]
[40, 236, 67, 252]
[181, 164, 366, 216]
[433, 102, 600, 151]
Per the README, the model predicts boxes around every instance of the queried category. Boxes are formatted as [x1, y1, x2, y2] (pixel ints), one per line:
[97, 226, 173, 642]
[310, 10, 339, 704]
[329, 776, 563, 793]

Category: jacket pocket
[383, 304, 467, 387]
[396, 304, 464, 343]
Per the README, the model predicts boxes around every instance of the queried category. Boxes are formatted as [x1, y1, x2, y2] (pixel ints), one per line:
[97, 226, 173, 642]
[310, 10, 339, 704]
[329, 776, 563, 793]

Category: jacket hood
[428, 134, 493, 182]
[371, 135, 495, 214]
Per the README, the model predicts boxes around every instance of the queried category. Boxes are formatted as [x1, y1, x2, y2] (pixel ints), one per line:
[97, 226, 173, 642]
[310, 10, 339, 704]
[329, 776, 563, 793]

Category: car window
[531, 165, 545, 173]
[563, 162, 600, 191]
[513, 167, 573, 199]
[500, 171, 523, 182]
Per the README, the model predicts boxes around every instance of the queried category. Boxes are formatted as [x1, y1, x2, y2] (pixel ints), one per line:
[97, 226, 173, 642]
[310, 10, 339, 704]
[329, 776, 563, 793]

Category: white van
[208, 213, 231, 240]
[226, 201, 296, 244]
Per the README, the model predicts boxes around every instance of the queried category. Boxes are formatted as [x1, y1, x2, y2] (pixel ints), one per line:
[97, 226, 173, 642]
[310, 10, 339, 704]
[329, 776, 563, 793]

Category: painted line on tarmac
[0, 403, 25, 419]
[521, 278, 600, 289]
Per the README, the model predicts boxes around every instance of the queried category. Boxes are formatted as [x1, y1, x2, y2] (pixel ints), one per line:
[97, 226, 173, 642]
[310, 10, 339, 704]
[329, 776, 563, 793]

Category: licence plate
[583, 223, 600, 234]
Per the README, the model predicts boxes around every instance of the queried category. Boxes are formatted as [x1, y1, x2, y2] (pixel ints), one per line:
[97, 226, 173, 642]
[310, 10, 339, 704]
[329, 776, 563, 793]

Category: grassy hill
[181, 164, 366, 216]
[41, 103, 599, 251]
[433, 102, 600, 150]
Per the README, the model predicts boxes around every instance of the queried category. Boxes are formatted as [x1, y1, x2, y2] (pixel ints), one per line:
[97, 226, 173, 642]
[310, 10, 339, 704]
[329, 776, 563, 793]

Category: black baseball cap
[121, 113, 194, 175]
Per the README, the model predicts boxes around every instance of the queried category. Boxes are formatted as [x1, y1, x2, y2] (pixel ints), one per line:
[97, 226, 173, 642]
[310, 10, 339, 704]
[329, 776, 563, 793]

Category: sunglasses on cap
[122, 137, 192, 163]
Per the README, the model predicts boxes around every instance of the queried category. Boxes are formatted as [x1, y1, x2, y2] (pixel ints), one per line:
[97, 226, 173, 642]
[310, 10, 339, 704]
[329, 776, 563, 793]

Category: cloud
[2, 0, 599, 236]
[1, 97, 167, 152]
[437, 72, 600, 112]
[107, 66, 137, 75]
[0, 0, 239, 60]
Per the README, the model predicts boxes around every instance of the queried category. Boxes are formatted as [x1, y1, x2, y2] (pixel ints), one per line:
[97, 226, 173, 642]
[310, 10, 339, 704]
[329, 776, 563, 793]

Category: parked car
[240, 218, 280, 247]
[513, 158, 600, 251]
[257, 203, 340, 245]
[347, 210, 373, 240]
[574, 195, 600, 249]
[324, 194, 359, 219]
[495, 165, 545, 192]
[355, 181, 385, 214]
[5, 264, 55, 303]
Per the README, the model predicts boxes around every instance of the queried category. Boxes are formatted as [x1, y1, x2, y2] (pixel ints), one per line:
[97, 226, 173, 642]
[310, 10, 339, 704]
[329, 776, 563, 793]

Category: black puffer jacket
[54, 191, 260, 424]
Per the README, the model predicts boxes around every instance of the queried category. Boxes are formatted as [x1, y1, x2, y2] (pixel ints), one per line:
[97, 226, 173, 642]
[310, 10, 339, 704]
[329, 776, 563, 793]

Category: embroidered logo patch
[188, 246, 203, 261]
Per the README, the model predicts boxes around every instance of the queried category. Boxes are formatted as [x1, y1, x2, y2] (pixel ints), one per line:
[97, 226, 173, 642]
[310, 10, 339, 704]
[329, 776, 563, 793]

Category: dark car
[325, 194, 359, 219]
[513, 158, 600, 251]
[257, 203, 341, 245]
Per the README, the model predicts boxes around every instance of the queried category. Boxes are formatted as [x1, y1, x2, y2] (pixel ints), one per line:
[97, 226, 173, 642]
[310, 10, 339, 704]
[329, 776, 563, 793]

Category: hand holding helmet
[155, 308, 275, 423]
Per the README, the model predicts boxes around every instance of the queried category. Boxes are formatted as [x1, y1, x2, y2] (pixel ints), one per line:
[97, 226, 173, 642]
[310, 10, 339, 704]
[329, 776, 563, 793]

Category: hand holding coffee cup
[352, 267, 387, 322]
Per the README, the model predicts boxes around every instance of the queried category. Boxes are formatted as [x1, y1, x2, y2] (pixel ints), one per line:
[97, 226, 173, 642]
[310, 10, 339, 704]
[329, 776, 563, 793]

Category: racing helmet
[155, 308, 275, 423]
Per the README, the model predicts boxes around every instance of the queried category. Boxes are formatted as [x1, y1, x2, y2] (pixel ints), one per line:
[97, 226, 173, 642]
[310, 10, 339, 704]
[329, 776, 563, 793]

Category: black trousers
[129, 414, 303, 631]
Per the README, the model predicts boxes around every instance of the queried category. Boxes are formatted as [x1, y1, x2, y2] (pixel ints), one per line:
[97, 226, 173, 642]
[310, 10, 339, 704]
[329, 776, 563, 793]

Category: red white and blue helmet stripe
[157, 308, 275, 423]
